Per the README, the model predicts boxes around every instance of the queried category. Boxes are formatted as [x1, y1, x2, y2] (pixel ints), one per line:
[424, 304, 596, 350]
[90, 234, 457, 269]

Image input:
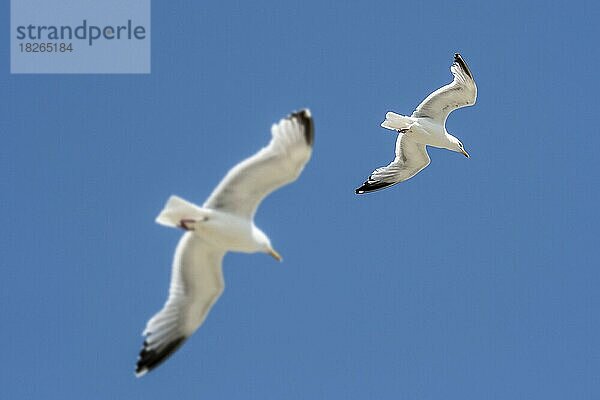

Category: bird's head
[448, 135, 470, 158]
[254, 228, 283, 262]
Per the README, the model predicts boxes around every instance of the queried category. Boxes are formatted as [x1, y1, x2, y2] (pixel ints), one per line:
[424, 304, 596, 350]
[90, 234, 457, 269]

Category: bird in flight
[136, 110, 314, 377]
[356, 53, 477, 194]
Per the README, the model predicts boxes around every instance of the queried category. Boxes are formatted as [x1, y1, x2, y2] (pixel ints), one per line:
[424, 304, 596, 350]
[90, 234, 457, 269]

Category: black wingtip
[355, 180, 397, 195]
[290, 109, 314, 146]
[135, 336, 187, 377]
[453, 53, 473, 79]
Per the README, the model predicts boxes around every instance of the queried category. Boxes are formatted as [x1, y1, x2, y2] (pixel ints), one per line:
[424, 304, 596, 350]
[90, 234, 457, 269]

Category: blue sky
[1, 0, 599, 399]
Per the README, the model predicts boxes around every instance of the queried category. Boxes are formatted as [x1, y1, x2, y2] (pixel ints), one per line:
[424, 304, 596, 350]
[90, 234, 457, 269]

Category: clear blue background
[1, 1, 599, 399]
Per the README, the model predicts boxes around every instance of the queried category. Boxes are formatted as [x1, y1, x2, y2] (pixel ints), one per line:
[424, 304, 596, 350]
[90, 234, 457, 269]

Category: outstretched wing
[355, 131, 430, 194]
[203, 110, 314, 219]
[136, 233, 226, 377]
[412, 53, 477, 123]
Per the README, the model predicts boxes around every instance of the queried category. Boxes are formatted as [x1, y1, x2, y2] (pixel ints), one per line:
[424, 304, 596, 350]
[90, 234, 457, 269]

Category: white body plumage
[356, 53, 477, 194]
[136, 109, 314, 377]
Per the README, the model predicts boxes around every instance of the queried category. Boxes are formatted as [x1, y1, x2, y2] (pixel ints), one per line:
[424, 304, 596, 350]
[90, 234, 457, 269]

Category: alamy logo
[11, 0, 151, 74]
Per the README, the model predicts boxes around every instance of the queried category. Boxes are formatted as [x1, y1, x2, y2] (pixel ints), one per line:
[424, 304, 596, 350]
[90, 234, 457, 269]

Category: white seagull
[356, 53, 477, 194]
[136, 110, 314, 377]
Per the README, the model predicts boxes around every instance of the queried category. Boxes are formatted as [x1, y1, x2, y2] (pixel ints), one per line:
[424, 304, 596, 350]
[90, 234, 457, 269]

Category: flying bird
[136, 110, 314, 377]
[356, 53, 477, 194]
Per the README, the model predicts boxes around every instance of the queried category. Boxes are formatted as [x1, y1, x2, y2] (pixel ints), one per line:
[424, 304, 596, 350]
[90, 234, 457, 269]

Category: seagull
[355, 53, 477, 194]
[135, 110, 314, 377]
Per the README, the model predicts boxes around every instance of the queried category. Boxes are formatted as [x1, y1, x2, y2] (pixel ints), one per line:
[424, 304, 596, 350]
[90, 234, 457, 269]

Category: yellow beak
[461, 148, 470, 158]
[268, 248, 283, 262]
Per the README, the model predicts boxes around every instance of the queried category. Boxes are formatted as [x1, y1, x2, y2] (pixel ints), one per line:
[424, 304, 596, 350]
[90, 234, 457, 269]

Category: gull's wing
[412, 53, 477, 123]
[136, 233, 226, 377]
[355, 131, 430, 194]
[203, 109, 314, 219]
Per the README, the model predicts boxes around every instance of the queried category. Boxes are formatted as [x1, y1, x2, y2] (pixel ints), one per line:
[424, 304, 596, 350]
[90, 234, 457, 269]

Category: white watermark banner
[11, 0, 151, 74]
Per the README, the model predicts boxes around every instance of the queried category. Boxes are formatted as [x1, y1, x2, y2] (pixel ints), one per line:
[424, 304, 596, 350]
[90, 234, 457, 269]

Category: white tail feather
[155, 195, 208, 228]
[381, 112, 415, 131]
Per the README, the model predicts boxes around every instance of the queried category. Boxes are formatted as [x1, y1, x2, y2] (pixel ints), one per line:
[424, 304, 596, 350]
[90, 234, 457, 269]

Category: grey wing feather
[203, 110, 314, 219]
[412, 53, 477, 123]
[136, 233, 226, 377]
[355, 132, 430, 194]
